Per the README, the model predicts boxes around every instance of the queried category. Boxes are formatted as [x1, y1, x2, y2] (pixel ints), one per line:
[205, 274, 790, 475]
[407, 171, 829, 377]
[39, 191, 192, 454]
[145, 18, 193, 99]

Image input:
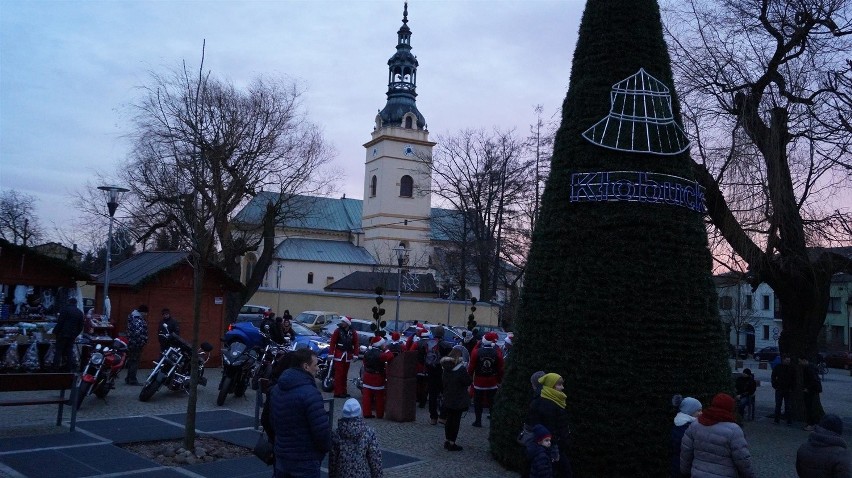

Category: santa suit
[409, 329, 430, 407]
[467, 335, 504, 425]
[329, 323, 359, 396]
[360, 341, 395, 418]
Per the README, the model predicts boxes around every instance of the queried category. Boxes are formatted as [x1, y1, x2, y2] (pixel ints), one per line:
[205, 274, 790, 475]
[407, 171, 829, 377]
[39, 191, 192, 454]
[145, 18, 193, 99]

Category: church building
[234, 4, 496, 303]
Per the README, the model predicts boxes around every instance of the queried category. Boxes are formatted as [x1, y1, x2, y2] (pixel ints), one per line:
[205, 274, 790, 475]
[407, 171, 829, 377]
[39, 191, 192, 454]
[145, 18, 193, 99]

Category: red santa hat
[417, 327, 430, 337]
[390, 331, 401, 342]
[339, 316, 351, 326]
[481, 331, 499, 346]
[370, 336, 386, 348]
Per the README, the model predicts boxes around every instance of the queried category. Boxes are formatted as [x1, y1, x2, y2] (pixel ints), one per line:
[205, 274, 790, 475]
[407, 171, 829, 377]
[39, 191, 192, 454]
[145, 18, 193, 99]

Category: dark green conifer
[489, 1, 731, 475]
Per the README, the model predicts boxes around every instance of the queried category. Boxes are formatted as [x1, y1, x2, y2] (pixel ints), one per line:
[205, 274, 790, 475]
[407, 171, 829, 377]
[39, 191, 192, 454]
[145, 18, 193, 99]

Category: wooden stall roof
[92, 251, 243, 292]
[0, 239, 91, 287]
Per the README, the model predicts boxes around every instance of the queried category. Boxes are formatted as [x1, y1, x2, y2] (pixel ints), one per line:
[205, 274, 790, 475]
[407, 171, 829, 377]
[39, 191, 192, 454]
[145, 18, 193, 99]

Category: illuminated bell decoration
[582, 68, 690, 155]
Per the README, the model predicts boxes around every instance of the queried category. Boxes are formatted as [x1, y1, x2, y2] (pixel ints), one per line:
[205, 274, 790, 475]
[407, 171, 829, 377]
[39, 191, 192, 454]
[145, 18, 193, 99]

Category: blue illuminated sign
[570, 171, 705, 213]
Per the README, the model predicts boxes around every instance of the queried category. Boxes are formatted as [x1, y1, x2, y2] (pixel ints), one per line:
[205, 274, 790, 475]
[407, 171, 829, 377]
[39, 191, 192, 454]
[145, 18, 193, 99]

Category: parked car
[294, 310, 342, 333]
[224, 319, 330, 356]
[822, 350, 852, 369]
[319, 316, 346, 337]
[753, 346, 780, 362]
[347, 318, 377, 345]
[236, 304, 274, 327]
[402, 323, 464, 344]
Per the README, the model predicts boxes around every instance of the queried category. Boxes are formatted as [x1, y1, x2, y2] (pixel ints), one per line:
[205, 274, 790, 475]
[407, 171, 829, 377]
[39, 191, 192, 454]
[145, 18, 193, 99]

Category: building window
[326, 276, 334, 286]
[400, 175, 413, 197]
[745, 294, 753, 309]
[245, 253, 257, 283]
[307, 272, 314, 284]
[828, 297, 841, 313]
[719, 296, 733, 310]
[405, 116, 413, 129]
[831, 325, 844, 341]
[762, 295, 770, 310]
[762, 325, 769, 340]
[370, 175, 377, 197]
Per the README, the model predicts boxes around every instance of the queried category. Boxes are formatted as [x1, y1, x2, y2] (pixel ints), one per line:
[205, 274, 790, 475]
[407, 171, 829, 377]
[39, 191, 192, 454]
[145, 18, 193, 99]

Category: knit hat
[678, 397, 702, 416]
[531, 371, 546, 390]
[818, 414, 843, 435]
[532, 424, 551, 443]
[432, 325, 445, 339]
[710, 393, 736, 413]
[370, 336, 386, 348]
[481, 331, 499, 346]
[339, 317, 351, 326]
[417, 327, 429, 337]
[538, 373, 563, 388]
[390, 331, 401, 342]
[342, 398, 361, 418]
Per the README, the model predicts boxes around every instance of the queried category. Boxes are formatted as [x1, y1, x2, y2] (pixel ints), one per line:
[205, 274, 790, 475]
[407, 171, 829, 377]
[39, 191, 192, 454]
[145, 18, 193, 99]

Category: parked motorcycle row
[73, 319, 333, 409]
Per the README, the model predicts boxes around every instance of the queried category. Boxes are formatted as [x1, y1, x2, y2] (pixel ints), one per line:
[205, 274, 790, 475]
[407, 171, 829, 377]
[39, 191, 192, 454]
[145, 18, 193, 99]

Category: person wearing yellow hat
[526, 373, 572, 477]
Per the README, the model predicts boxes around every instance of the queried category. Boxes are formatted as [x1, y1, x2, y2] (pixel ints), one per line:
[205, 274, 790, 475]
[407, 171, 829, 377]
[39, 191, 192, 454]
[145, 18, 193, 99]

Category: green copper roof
[232, 192, 456, 243]
[274, 238, 376, 265]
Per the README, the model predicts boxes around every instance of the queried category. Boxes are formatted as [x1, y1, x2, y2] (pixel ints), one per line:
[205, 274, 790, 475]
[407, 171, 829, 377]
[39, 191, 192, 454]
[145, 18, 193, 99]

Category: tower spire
[376, 1, 426, 130]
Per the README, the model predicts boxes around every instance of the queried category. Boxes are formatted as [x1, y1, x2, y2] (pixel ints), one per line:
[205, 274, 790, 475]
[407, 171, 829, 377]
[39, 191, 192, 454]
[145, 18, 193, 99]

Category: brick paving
[0, 359, 849, 477]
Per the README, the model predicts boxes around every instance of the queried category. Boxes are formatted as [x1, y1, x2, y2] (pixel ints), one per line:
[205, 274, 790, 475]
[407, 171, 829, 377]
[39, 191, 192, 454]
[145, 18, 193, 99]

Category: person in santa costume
[329, 316, 359, 398]
[386, 331, 405, 356]
[467, 331, 505, 427]
[409, 326, 431, 408]
[361, 335, 395, 418]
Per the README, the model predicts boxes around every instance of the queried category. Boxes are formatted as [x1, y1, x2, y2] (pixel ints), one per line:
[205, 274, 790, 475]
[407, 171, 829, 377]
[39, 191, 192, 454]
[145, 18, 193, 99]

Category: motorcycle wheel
[216, 376, 232, 406]
[139, 376, 163, 402]
[234, 376, 249, 397]
[321, 364, 334, 393]
[75, 381, 92, 410]
[93, 380, 110, 399]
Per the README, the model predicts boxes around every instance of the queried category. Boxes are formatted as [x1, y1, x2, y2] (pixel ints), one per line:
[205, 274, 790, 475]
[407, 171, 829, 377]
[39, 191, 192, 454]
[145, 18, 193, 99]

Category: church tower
[362, 2, 435, 269]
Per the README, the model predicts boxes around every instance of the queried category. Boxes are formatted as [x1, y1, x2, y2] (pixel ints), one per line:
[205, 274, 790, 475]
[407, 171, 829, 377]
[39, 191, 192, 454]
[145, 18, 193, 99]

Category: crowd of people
[112, 307, 849, 478]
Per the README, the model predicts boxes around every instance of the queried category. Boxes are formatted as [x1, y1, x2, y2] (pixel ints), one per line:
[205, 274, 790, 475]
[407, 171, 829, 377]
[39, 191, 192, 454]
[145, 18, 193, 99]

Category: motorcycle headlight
[90, 352, 104, 365]
[167, 350, 182, 363]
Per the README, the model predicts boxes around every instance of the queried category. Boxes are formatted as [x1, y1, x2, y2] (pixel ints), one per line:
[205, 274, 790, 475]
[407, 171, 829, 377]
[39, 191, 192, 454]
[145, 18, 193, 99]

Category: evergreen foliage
[489, 1, 732, 476]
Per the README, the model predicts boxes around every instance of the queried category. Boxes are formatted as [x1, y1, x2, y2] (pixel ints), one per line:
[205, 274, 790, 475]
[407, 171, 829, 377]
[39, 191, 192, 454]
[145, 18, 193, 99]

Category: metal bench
[0, 373, 79, 432]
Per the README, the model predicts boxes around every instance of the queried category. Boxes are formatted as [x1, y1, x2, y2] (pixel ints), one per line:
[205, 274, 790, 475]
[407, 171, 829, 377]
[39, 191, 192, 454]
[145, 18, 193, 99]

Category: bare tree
[424, 129, 533, 304]
[0, 189, 44, 246]
[664, 0, 852, 359]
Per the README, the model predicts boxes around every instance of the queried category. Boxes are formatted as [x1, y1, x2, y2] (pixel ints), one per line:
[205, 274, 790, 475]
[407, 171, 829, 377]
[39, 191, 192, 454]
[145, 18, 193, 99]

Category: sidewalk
[0, 361, 849, 477]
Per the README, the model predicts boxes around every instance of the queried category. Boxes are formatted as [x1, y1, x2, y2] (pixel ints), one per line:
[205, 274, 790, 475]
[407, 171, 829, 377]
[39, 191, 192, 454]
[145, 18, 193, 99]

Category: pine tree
[489, 1, 731, 476]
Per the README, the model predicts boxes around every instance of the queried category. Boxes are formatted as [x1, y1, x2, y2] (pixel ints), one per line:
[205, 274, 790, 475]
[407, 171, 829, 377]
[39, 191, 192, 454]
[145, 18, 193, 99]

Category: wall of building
[248, 288, 500, 328]
[262, 261, 372, 291]
[825, 274, 851, 349]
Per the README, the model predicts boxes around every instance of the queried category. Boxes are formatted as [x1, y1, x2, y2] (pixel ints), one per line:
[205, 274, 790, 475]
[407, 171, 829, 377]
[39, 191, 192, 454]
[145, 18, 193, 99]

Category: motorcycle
[250, 335, 294, 392]
[139, 332, 213, 402]
[216, 340, 259, 406]
[318, 355, 334, 392]
[75, 336, 128, 409]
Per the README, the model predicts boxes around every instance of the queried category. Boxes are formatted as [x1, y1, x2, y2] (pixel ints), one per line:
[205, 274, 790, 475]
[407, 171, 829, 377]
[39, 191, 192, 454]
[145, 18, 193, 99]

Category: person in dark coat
[735, 369, 757, 420]
[671, 395, 703, 478]
[800, 358, 824, 431]
[124, 304, 149, 385]
[270, 347, 331, 478]
[52, 297, 85, 371]
[527, 373, 572, 478]
[440, 346, 471, 451]
[527, 424, 556, 478]
[772, 355, 795, 424]
[421, 325, 454, 424]
[796, 413, 850, 478]
[157, 308, 180, 353]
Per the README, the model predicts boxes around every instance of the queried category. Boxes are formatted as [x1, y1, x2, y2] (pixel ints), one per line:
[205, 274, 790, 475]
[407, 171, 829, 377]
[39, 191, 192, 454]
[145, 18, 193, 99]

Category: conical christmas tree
[489, 1, 731, 476]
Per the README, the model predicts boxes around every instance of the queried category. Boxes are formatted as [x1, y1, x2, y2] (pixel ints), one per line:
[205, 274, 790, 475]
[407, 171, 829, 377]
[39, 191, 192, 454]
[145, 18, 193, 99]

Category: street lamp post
[846, 296, 852, 353]
[392, 242, 407, 332]
[97, 185, 129, 319]
[276, 263, 283, 315]
[445, 282, 455, 326]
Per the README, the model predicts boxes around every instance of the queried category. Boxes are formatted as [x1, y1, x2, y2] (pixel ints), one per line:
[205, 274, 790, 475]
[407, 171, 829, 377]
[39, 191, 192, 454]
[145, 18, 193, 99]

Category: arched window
[307, 272, 314, 284]
[405, 116, 413, 129]
[400, 175, 413, 197]
[370, 175, 377, 197]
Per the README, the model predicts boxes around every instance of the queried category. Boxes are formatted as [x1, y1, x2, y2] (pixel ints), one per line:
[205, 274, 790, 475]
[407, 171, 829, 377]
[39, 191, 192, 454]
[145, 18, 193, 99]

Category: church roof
[233, 192, 362, 233]
[233, 192, 458, 243]
[274, 238, 376, 265]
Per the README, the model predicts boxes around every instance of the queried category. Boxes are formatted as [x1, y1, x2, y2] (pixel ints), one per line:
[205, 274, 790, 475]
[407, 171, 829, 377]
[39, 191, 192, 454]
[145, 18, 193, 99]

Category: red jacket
[467, 344, 504, 390]
[329, 326, 359, 362]
[361, 348, 395, 390]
